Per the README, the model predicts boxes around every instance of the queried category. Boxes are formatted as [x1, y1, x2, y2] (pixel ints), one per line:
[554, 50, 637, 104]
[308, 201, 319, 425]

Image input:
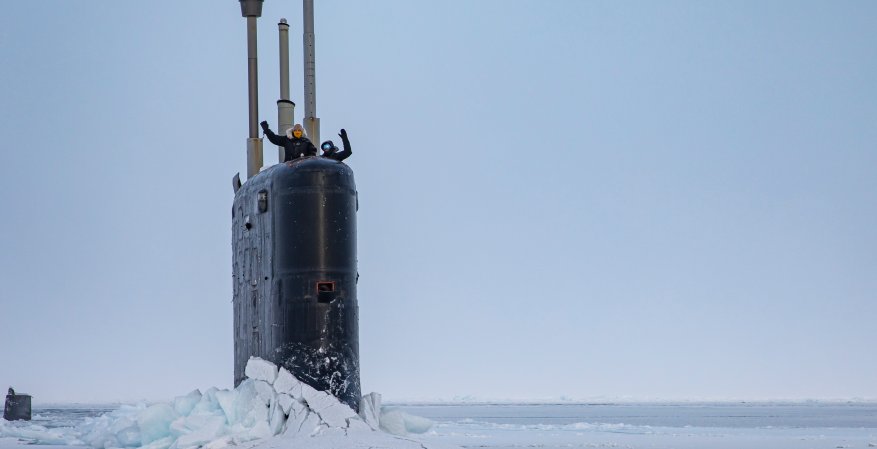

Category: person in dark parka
[320, 129, 352, 162]
[260, 121, 318, 162]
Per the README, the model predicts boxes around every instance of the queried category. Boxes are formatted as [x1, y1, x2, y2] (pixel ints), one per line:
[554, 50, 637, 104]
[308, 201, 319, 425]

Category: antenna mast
[240, 0, 264, 179]
[302, 0, 319, 145]
[277, 18, 295, 163]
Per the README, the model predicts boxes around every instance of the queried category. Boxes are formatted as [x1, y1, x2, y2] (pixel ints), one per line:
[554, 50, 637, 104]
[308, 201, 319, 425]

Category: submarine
[4, 388, 32, 421]
[231, 0, 361, 411]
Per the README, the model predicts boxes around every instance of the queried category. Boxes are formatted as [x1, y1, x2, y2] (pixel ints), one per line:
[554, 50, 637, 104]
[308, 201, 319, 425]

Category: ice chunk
[283, 406, 317, 438]
[276, 393, 295, 415]
[174, 389, 203, 417]
[80, 417, 117, 448]
[268, 399, 286, 436]
[169, 416, 189, 437]
[316, 402, 358, 429]
[273, 367, 300, 396]
[173, 415, 227, 448]
[0, 376, 455, 449]
[380, 408, 433, 435]
[301, 385, 336, 414]
[215, 389, 236, 424]
[172, 413, 228, 439]
[245, 357, 278, 384]
[191, 387, 220, 415]
[290, 399, 307, 420]
[300, 411, 323, 437]
[254, 380, 276, 405]
[346, 417, 373, 433]
[299, 381, 319, 403]
[108, 414, 140, 446]
[245, 419, 273, 440]
[359, 392, 382, 430]
[231, 380, 261, 427]
[229, 383, 270, 434]
[287, 380, 303, 399]
[137, 403, 179, 445]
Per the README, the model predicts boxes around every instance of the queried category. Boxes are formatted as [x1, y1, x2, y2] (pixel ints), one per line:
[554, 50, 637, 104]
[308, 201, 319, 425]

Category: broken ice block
[268, 401, 286, 436]
[173, 415, 227, 448]
[137, 403, 179, 445]
[245, 357, 278, 384]
[215, 389, 236, 424]
[359, 392, 382, 430]
[302, 388, 337, 415]
[277, 394, 295, 415]
[253, 380, 276, 406]
[174, 389, 203, 417]
[191, 387, 220, 416]
[283, 406, 312, 438]
[273, 367, 299, 396]
[315, 402, 358, 429]
[380, 408, 433, 436]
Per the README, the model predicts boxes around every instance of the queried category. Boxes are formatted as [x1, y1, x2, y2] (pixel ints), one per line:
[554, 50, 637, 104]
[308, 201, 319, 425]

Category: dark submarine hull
[232, 156, 360, 411]
[4, 393, 31, 421]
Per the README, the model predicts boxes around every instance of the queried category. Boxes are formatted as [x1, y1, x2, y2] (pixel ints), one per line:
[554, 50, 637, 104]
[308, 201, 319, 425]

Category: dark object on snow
[320, 129, 352, 162]
[232, 157, 360, 412]
[261, 121, 317, 162]
[4, 388, 31, 421]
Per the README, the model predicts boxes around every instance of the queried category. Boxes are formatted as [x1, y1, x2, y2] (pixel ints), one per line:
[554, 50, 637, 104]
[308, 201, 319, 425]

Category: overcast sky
[1, 1, 876, 403]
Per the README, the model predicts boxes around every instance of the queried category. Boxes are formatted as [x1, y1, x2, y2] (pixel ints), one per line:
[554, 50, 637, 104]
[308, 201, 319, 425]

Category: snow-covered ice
[379, 408, 433, 435]
[271, 368, 297, 396]
[0, 357, 443, 449]
[243, 358, 277, 385]
[172, 390, 201, 417]
[359, 392, 381, 430]
[4, 400, 877, 449]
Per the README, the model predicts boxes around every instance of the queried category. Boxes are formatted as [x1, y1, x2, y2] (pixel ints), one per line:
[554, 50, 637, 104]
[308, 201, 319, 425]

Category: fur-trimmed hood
[286, 124, 306, 139]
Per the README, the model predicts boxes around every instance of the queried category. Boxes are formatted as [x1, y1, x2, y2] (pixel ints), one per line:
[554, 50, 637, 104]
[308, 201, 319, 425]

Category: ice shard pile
[0, 358, 443, 449]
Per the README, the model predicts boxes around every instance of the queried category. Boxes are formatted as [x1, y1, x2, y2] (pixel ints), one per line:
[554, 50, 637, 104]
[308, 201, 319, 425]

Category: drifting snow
[0, 357, 443, 449]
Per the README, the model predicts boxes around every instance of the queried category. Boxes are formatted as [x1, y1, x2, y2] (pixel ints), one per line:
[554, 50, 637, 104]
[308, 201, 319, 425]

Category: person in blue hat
[320, 129, 352, 162]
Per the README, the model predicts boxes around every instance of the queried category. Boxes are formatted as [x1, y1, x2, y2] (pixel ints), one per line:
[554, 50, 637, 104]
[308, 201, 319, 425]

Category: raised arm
[336, 129, 352, 161]
[260, 121, 287, 146]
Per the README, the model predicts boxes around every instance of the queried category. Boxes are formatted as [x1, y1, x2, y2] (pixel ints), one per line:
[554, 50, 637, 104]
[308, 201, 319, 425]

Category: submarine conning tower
[231, 0, 361, 412]
[232, 158, 361, 411]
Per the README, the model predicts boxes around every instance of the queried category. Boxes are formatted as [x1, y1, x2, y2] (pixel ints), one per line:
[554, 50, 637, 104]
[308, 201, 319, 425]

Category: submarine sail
[231, 0, 361, 411]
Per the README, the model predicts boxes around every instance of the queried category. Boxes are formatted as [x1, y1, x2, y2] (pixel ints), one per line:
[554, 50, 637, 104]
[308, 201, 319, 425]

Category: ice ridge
[0, 357, 444, 449]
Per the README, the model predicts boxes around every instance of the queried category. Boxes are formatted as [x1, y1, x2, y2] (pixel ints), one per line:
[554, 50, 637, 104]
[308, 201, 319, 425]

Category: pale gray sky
[1, 1, 875, 403]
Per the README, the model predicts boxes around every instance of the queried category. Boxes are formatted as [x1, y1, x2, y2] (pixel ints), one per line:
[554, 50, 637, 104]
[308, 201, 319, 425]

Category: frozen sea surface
[399, 402, 877, 427]
[3, 402, 877, 449]
[399, 402, 877, 448]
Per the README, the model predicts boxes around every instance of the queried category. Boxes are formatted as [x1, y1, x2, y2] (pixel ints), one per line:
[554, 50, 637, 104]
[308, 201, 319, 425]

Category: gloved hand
[260, 121, 269, 132]
[338, 128, 347, 139]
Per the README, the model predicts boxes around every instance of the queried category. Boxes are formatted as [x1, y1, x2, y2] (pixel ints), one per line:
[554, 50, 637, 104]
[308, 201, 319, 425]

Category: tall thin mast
[302, 0, 319, 145]
[277, 18, 295, 163]
[240, 0, 264, 178]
